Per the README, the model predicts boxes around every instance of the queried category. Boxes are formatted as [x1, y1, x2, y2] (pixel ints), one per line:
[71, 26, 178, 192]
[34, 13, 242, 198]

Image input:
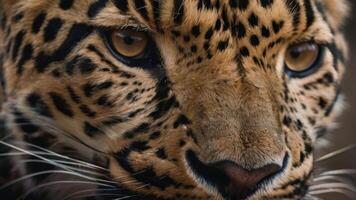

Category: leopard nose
[213, 161, 282, 199]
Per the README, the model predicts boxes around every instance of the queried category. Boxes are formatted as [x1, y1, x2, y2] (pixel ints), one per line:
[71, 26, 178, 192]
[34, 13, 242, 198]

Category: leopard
[0, 0, 350, 199]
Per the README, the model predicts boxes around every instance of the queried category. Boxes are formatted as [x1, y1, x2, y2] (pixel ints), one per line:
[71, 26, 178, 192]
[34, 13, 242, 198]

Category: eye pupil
[289, 49, 301, 59]
[123, 36, 134, 45]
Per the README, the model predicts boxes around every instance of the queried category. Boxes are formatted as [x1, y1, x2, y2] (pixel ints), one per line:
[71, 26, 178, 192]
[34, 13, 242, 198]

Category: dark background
[316, 1, 356, 199]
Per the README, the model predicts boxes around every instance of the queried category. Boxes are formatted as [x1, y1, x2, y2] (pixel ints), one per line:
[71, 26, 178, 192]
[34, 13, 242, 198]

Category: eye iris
[285, 43, 319, 72]
[111, 30, 148, 58]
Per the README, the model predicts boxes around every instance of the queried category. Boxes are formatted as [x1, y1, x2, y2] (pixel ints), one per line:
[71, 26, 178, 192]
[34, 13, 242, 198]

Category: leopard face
[0, 0, 349, 199]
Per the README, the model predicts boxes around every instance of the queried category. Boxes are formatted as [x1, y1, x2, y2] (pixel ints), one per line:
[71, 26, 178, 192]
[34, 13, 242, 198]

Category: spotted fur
[0, 0, 349, 199]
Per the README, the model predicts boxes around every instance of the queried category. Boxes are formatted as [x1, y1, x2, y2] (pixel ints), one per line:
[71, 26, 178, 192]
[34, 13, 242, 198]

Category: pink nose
[213, 161, 282, 199]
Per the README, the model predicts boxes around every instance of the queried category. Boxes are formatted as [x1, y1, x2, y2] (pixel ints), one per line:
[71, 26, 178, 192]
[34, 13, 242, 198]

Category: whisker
[67, 193, 124, 200]
[312, 175, 354, 185]
[0, 141, 116, 185]
[11, 140, 109, 172]
[0, 170, 113, 191]
[316, 144, 356, 162]
[309, 188, 355, 199]
[18, 180, 113, 200]
[63, 188, 118, 200]
[318, 169, 356, 176]
[309, 183, 356, 192]
[10, 114, 109, 156]
[17, 159, 102, 176]
[113, 195, 138, 200]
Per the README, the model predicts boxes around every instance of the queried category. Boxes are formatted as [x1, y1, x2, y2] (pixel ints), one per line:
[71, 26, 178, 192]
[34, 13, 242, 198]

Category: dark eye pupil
[123, 36, 134, 45]
[290, 49, 301, 59]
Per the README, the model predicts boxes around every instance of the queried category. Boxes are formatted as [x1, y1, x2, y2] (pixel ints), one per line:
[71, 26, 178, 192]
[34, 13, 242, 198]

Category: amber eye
[285, 42, 323, 77]
[101, 28, 161, 70]
[111, 30, 148, 57]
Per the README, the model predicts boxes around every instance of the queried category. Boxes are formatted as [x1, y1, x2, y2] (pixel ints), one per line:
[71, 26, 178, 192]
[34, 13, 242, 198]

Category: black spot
[87, 0, 109, 18]
[149, 131, 161, 140]
[283, 0, 301, 30]
[191, 25, 200, 38]
[44, 18, 63, 42]
[134, 0, 149, 20]
[67, 86, 81, 104]
[191, 45, 197, 53]
[304, 0, 315, 29]
[80, 105, 97, 118]
[26, 93, 53, 118]
[156, 148, 167, 159]
[221, 7, 230, 30]
[32, 12, 46, 34]
[65, 56, 80, 75]
[217, 39, 229, 51]
[152, 0, 162, 31]
[123, 123, 150, 139]
[198, 0, 213, 10]
[14, 112, 39, 134]
[238, 0, 249, 10]
[131, 141, 151, 152]
[215, 19, 222, 30]
[12, 30, 26, 61]
[173, 114, 191, 128]
[49, 92, 74, 117]
[236, 22, 246, 38]
[250, 35, 260, 46]
[272, 21, 284, 34]
[240, 47, 250, 57]
[12, 12, 24, 22]
[97, 81, 114, 90]
[79, 58, 96, 74]
[283, 116, 292, 126]
[260, 0, 274, 8]
[112, 0, 128, 12]
[248, 13, 259, 27]
[149, 96, 177, 120]
[59, 0, 74, 10]
[318, 97, 327, 109]
[173, 0, 184, 25]
[16, 44, 33, 74]
[229, 0, 238, 8]
[82, 83, 96, 97]
[97, 95, 113, 107]
[261, 26, 270, 37]
[84, 122, 101, 137]
[205, 28, 213, 39]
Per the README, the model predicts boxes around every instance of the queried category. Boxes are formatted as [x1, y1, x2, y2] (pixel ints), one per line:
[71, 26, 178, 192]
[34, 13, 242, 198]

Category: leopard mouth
[186, 150, 289, 200]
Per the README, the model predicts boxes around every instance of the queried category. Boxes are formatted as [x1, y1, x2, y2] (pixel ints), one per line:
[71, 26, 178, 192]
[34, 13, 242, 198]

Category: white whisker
[0, 141, 116, 184]
[309, 188, 355, 199]
[17, 159, 102, 176]
[63, 188, 118, 200]
[0, 170, 113, 191]
[309, 183, 356, 192]
[318, 169, 356, 176]
[312, 175, 354, 185]
[18, 180, 112, 200]
[113, 195, 138, 200]
[316, 144, 356, 162]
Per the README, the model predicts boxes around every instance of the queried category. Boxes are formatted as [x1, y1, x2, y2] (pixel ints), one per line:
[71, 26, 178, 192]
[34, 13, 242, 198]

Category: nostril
[213, 161, 282, 198]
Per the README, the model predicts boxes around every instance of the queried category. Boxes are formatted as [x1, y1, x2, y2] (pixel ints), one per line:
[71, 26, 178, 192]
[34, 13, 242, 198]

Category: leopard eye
[111, 30, 148, 57]
[284, 42, 323, 78]
[101, 29, 161, 70]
